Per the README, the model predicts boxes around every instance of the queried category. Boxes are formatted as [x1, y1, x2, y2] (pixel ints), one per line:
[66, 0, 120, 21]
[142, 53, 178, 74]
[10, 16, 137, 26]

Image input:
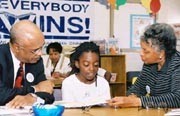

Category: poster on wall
[130, 14, 154, 48]
[171, 23, 180, 51]
[172, 23, 180, 40]
[0, 0, 94, 48]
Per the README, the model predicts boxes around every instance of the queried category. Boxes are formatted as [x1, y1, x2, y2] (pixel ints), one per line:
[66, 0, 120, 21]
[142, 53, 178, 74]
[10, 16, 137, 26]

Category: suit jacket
[0, 43, 54, 105]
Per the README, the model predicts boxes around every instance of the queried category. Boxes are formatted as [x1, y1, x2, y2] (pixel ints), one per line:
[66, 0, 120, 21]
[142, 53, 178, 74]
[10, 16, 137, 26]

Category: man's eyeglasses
[16, 42, 44, 55]
[30, 47, 43, 54]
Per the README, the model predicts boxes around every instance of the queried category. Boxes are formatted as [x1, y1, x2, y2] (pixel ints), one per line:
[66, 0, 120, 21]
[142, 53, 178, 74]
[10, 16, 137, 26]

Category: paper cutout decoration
[141, 0, 152, 13]
[96, 0, 127, 10]
[108, 0, 116, 9]
[98, 0, 109, 8]
[150, 0, 161, 15]
[116, 0, 126, 10]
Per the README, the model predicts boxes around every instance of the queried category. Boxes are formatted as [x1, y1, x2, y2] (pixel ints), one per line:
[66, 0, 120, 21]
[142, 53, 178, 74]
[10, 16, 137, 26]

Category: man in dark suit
[0, 20, 54, 108]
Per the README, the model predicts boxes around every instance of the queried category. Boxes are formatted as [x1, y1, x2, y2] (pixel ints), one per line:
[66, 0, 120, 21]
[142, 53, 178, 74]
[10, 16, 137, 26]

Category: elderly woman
[108, 23, 180, 108]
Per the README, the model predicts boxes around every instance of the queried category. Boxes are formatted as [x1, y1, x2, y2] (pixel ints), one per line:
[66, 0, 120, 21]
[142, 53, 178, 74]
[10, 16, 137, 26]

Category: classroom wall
[94, 2, 110, 40]
[114, 3, 147, 48]
[94, 0, 180, 47]
[93, 0, 180, 72]
[158, 0, 180, 23]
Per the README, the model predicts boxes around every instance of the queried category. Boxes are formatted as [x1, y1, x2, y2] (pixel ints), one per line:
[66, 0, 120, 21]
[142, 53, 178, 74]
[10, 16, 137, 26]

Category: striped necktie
[15, 62, 24, 88]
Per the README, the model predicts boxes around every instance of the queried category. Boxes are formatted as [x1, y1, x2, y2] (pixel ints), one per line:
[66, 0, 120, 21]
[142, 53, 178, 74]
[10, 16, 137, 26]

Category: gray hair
[141, 23, 177, 58]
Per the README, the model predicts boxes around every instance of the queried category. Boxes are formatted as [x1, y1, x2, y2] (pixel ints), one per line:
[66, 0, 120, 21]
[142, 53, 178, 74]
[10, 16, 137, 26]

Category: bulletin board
[130, 14, 154, 48]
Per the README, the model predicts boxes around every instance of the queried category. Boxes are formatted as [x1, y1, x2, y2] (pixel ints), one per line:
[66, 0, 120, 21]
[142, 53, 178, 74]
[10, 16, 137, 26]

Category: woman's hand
[107, 96, 141, 108]
[51, 72, 67, 78]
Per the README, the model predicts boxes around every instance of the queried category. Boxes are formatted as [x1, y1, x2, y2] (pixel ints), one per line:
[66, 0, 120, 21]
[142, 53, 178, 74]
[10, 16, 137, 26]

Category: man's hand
[6, 94, 36, 109]
[34, 80, 54, 94]
[107, 96, 141, 108]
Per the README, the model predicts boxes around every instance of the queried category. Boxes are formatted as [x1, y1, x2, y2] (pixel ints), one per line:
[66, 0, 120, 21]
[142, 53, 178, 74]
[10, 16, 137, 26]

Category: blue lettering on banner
[2, 0, 89, 13]
[45, 35, 89, 40]
[46, 16, 65, 33]
[0, 13, 91, 39]
[41, 2, 49, 10]
[9, 0, 17, 9]
[0, 0, 8, 9]
[0, 0, 93, 41]
[68, 17, 83, 34]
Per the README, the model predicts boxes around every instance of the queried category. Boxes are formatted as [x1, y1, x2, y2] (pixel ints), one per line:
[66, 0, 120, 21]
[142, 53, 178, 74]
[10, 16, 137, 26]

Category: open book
[165, 109, 180, 116]
[53, 98, 107, 108]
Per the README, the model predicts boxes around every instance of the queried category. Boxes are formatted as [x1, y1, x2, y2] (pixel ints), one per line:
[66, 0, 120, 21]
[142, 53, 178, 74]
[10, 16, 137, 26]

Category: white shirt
[62, 74, 111, 103]
[42, 54, 71, 78]
[10, 49, 21, 87]
[97, 68, 107, 77]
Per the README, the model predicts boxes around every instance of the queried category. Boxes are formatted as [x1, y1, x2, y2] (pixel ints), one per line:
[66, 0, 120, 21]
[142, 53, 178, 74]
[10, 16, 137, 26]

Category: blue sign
[0, 0, 94, 45]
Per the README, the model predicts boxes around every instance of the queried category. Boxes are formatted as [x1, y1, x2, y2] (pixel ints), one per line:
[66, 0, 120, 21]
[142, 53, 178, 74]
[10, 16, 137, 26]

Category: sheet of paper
[53, 98, 107, 108]
[0, 106, 32, 115]
[165, 109, 180, 116]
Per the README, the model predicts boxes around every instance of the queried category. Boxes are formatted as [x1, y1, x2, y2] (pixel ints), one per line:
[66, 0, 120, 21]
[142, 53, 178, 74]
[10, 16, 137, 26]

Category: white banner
[0, 0, 94, 46]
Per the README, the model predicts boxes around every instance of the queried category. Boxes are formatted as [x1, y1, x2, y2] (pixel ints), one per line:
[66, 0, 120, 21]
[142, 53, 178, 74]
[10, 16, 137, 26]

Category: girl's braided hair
[69, 41, 100, 75]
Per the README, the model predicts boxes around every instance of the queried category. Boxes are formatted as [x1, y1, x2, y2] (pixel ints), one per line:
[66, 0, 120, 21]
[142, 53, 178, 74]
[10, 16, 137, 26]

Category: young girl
[62, 42, 111, 103]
